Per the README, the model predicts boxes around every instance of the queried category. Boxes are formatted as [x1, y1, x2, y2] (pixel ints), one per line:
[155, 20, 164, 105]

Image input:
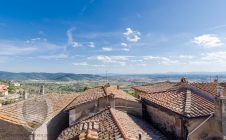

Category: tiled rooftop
[65, 87, 106, 110]
[57, 108, 167, 140]
[111, 108, 167, 140]
[0, 93, 78, 129]
[140, 88, 215, 118]
[57, 108, 124, 140]
[189, 82, 218, 97]
[105, 86, 137, 102]
[66, 85, 137, 110]
[0, 85, 8, 93]
[132, 81, 181, 94]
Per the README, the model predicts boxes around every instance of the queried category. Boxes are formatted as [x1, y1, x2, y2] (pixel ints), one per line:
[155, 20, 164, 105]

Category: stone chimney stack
[180, 77, 188, 84]
[185, 90, 192, 115]
[117, 85, 120, 90]
[22, 91, 28, 100]
[138, 133, 142, 140]
[109, 93, 116, 108]
[40, 85, 45, 95]
[215, 85, 226, 139]
[214, 79, 218, 84]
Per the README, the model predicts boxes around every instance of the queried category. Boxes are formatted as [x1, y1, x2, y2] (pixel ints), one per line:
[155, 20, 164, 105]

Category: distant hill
[0, 71, 103, 81]
[1, 71, 226, 82]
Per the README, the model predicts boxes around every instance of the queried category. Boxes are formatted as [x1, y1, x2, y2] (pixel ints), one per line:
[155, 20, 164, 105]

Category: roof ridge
[101, 86, 108, 97]
[109, 108, 127, 140]
[63, 93, 81, 111]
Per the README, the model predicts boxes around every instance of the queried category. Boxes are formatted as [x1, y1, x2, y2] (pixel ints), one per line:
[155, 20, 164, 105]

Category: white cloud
[97, 56, 112, 63]
[201, 51, 226, 62]
[143, 56, 179, 65]
[67, 27, 82, 48]
[102, 47, 112, 52]
[73, 62, 104, 67]
[121, 43, 128, 47]
[122, 48, 130, 51]
[66, 28, 96, 48]
[178, 55, 194, 59]
[123, 28, 141, 42]
[193, 34, 223, 48]
[88, 42, 95, 48]
[31, 38, 41, 41]
[96, 55, 129, 65]
[73, 62, 89, 66]
[38, 54, 68, 60]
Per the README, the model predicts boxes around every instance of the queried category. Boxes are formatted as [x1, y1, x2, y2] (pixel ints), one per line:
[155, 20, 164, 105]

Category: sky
[1, 0, 226, 74]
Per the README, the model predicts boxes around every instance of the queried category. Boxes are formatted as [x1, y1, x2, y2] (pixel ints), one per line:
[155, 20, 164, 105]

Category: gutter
[187, 112, 214, 140]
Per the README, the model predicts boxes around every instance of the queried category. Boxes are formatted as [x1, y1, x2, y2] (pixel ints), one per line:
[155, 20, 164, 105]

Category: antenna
[105, 70, 108, 83]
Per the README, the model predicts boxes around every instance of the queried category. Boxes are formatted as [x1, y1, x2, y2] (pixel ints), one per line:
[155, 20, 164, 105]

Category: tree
[8, 83, 16, 93]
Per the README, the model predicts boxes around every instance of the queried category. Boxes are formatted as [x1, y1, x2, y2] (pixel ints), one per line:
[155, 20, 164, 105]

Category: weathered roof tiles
[140, 89, 215, 118]
[57, 108, 167, 140]
[65, 85, 138, 110]
[132, 81, 181, 94]
[0, 93, 79, 129]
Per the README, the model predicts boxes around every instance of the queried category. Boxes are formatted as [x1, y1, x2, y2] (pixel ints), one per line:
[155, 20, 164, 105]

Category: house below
[57, 107, 167, 140]
[65, 84, 142, 125]
[0, 85, 8, 96]
[0, 93, 79, 140]
[132, 78, 226, 140]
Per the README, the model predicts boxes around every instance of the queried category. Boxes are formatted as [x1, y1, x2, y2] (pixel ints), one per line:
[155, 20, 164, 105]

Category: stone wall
[34, 111, 69, 140]
[145, 105, 183, 139]
[69, 99, 104, 125]
[187, 117, 221, 140]
[114, 98, 142, 117]
[69, 97, 142, 125]
[0, 120, 31, 140]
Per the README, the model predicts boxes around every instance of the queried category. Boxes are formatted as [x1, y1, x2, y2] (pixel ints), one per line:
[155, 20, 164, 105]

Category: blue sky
[1, 0, 226, 74]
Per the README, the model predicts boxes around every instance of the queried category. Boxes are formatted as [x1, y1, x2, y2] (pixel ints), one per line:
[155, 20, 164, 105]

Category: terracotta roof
[105, 86, 137, 102]
[189, 83, 218, 97]
[66, 85, 137, 110]
[110, 108, 167, 140]
[65, 87, 106, 110]
[57, 108, 124, 140]
[57, 108, 166, 140]
[0, 85, 8, 93]
[132, 81, 181, 94]
[140, 88, 215, 118]
[0, 93, 78, 130]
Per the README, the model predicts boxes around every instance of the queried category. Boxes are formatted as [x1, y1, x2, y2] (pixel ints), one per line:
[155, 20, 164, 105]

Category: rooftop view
[1, 0, 226, 140]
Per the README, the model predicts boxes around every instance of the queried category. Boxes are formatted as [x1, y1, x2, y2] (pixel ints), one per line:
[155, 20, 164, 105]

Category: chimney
[22, 91, 28, 100]
[185, 90, 192, 115]
[217, 86, 224, 97]
[214, 79, 218, 84]
[138, 132, 142, 140]
[215, 86, 226, 139]
[180, 77, 188, 84]
[110, 93, 115, 108]
[104, 83, 110, 88]
[40, 85, 45, 95]
[117, 85, 120, 90]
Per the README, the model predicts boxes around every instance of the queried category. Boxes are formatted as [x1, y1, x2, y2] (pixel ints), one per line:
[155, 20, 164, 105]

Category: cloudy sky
[1, 0, 226, 74]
